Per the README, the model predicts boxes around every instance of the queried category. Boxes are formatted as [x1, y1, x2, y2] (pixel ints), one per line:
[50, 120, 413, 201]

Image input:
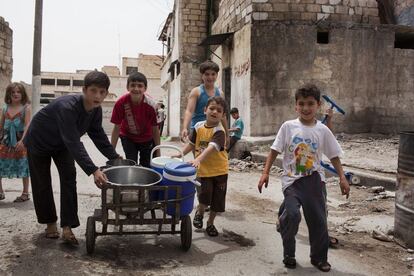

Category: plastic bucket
[150, 145, 183, 200]
[161, 162, 197, 216]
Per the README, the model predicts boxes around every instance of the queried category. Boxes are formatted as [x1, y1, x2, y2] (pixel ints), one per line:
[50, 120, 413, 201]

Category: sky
[0, 0, 174, 83]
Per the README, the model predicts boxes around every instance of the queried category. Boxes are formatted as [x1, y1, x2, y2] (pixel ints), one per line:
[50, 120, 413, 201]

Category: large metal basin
[106, 159, 136, 167]
[103, 166, 161, 187]
[103, 166, 162, 209]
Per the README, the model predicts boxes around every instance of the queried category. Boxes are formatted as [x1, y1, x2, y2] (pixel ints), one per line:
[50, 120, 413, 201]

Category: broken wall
[394, 0, 414, 26]
[0, 17, 12, 103]
[250, 21, 414, 135]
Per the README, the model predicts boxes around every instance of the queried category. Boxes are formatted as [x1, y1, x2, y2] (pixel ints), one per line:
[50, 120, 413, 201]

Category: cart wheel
[180, 215, 192, 251]
[86, 216, 96, 254]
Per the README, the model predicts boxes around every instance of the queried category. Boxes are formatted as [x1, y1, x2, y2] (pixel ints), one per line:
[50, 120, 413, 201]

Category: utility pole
[32, 0, 43, 115]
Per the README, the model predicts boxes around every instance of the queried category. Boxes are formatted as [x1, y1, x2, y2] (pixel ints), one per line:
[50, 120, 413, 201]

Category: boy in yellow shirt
[175, 96, 228, 237]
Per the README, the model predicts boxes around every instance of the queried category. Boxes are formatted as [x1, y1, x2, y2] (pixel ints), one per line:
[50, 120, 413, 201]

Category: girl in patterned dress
[0, 83, 31, 202]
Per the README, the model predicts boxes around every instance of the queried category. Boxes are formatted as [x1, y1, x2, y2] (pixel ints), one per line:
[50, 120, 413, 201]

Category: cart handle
[187, 178, 202, 187]
[151, 145, 184, 161]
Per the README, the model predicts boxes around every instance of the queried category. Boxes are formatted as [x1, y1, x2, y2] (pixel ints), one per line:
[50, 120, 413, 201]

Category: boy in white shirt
[258, 84, 350, 272]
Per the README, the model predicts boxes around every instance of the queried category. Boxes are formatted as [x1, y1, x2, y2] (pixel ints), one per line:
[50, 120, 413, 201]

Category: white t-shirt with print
[271, 118, 343, 191]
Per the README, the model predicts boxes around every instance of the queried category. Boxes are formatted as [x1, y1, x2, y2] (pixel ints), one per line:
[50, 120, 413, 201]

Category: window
[395, 32, 414, 49]
[73, 80, 84, 87]
[57, 79, 70, 86]
[40, 98, 52, 104]
[40, 93, 55, 98]
[176, 62, 181, 76]
[126, 66, 138, 75]
[41, 78, 55, 85]
[317, 31, 329, 44]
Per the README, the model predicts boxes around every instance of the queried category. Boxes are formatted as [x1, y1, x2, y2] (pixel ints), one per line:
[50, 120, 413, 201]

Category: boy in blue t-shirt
[227, 107, 244, 152]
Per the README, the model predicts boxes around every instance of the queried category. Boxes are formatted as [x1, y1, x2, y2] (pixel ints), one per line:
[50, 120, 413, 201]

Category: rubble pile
[229, 158, 283, 175]
[366, 185, 395, 201]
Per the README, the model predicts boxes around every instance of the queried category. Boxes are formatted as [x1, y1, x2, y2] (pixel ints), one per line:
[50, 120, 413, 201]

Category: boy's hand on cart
[93, 169, 108, 189]
[171, 153, 182, 159]
[188, 159, 200, 168]
[339, 176, 350, 199]
[258, 173, 269, 193]
[181, 129, 189, 141]
[117, 155, 123, 159]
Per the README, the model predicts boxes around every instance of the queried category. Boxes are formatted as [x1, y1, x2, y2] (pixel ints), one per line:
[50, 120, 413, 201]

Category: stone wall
[252, 0, 380, 24]
[212, 0, 253, 34]
[394, 0, 414, 26]
[212, 0, 380, 36]
[0, 17, 13, 103]
[249, 21, 414, 135]
[178, 0, 208, 126]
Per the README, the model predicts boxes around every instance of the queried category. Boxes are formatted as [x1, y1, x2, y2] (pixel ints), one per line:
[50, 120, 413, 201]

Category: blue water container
[161, 162, 197, 217]
[150, 145, 183, 201]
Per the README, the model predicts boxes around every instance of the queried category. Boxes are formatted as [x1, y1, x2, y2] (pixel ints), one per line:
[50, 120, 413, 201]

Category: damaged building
[160, 0, 414, 137]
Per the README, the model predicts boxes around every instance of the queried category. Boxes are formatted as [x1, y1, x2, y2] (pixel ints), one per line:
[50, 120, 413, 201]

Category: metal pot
[103, 166, 162, 210]
[106, 159, 136, 167]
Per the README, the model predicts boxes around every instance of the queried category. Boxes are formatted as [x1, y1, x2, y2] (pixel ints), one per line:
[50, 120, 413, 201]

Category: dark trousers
[28, 149, 80, 228]
[120, 137, 152, 168]
[278, 172, 328, 262]
[227, 136, 240, 152]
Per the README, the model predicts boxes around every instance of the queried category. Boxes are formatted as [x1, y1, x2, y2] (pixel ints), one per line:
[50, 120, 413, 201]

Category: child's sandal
[193, 212, 203, 229]
[311, 259, 331, 272]
[206, 224, 218, 237]
[14, 193, 30, 202]
[283, 256, 297, 269]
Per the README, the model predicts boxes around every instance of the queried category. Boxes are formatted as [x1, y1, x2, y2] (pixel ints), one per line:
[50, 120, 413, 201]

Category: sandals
[311, 259, 331, 272]
[62, 232, 79, 246]
[205, 224, 219, 237]
[329, 236, 339, 248]
[0, 192, 4, 200]
[45, 229, 60, 239]
[283, 256, 297, 269]
[14, 193, 30, 202]
[45, 224, 59, 239]
[193, 212, 203, 229]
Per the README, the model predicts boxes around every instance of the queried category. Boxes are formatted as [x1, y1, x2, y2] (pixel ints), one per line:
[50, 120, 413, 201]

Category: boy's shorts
[198, 174, 228, 213]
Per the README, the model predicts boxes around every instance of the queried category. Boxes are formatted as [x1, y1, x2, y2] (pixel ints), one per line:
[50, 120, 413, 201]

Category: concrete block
[246, 3, 254, 13]
[317, 12, 331, 19]
[252, 12, 269, 20]
[302, 12, 318, 20]
[188, 14, 199, 21]
[367, 0, 378, 7]
[336, 5, 349, 14]
[191, 9, 202, 15]
[363, 7, 378, 16]
[322, 5, 335, 13]
[349, 8, 355, 15]
[329, 0, 342, 4]
[291, 3, 307, 11]
[273, 3, 290, 11]
[358, 0, 368, 7]
[229, 139, 251, 160]
[316, 0, 329, 4]
[252, 0, 269, 2]
[307, 4, 322, 12]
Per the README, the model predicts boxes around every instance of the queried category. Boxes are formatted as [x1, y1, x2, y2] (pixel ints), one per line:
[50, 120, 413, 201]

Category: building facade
[160, 0, 414, 137]
[40, 54, 165, 133]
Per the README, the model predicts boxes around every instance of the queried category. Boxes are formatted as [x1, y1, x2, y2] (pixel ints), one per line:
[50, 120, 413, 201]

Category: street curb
[251, 152, 397, 191]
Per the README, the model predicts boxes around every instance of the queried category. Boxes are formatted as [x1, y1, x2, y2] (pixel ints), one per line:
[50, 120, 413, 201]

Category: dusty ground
[0, 138, 412, 276]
